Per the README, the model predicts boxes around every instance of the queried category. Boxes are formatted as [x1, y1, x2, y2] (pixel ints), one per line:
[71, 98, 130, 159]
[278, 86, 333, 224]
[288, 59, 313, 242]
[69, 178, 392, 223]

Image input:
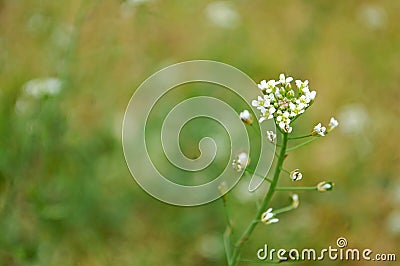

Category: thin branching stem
[273, 205, 297, 215]
[245, 168, 272, 184]
[275, 186, 317, 191]
[230, 133, 289, 265]
[287, 137, 318, 152]
[288, 134, 312, 140]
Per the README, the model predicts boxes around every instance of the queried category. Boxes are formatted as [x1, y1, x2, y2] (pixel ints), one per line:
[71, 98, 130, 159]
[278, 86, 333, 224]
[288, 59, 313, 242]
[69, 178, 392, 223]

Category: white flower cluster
[252, 74, 316, 133]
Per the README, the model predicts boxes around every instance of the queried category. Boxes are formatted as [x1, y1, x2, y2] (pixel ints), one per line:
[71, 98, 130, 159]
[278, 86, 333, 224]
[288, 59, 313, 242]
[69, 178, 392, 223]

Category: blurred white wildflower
[386, 211, 400, 235]
[266, 130, 276, 143]
[392, 183, 400, 204]
[357, 4, 387, 30]
[232, 180, 257, 203]
[15, 98, 31, 115]
[239, 109, 253, 125]
[252, 73, 316, 133]
[27, 13, 51, 33]
[197, 234, 224, 259]
[232, 152, 249, 172]
[120, 0, 153, 18]
[338, 104, 369, 135]
[261, 208, 279, 225]
[23, 77, 62, 98]
[205, 1, 240, 29]
[312, 123, 326, 136]
[51, 24, 73, 50]
[290, 169, 302, 181]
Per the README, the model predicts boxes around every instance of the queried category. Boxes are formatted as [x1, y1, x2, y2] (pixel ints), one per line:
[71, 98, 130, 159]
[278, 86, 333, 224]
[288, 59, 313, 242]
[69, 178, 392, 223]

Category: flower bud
[317, 181, 334, 192]
[286, 90, 295, 98]
[291, 194, 299, 208]
[218, 181, 228, 196]
[239, 110, 253, 125]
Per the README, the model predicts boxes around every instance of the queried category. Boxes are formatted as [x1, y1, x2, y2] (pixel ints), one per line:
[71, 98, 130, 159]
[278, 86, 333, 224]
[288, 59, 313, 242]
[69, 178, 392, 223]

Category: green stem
[280, 168, 290, 175]
[231, 133, 289, 265]
[288, 134, 312, 140]
[273, 205, 297, 215]
[287, 137, 318, 152]
[245, 168, 272, 184]
[222, 194, 233, 264]
[275, 186, 317, 191]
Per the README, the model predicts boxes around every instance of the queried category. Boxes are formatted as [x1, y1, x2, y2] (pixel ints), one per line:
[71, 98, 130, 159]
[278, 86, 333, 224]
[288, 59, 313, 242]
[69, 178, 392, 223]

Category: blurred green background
[1, 0, 399, 265]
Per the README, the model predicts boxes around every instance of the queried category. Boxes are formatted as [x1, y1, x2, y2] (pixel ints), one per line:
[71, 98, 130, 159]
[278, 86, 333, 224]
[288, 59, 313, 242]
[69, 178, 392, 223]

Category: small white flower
[328, 117, 339, 131]
[261, 208, 279, 224]
[290, 169, 302, 181]
[239, 110, 253, 125]
[232, 152, 250, 172]
[266, 130, 276, 143]
[283, 111, 290, 118]
[258, 80, 268, 90]
[251, 95, 270, 110]
[305, 90, 316, 102]
[291, 194, 299, 208]
[260, 106, 275, 120]
[279, 122, 292, 133]
[295, 79, 309, 89]
[312, 123, 326, 136]
[279, 73, 293, 85]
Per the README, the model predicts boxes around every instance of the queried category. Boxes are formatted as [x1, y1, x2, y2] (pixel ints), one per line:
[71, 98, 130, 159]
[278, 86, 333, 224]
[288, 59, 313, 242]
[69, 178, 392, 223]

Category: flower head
[266, 130, 276, 143]
[232, 152, 250, 172]
[290, 169, 302, 181]
[317, 181, 334, 192]
[312, 123, 326, 136]
[261, 208, 279, 224]
[252, 74, 317, 134]
[239, 110, 253, 125]
[328, 117, 339, 132]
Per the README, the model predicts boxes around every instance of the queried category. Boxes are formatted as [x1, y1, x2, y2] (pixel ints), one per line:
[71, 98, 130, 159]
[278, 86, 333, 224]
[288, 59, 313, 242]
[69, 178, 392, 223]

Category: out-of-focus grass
[0, 1, 399, 265]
